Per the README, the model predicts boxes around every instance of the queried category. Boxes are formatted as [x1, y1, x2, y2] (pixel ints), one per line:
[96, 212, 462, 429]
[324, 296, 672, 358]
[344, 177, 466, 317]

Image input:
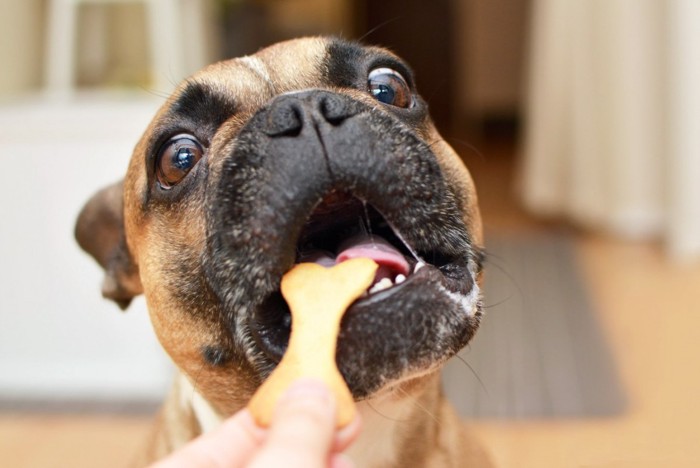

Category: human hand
[151, 379, 361, 468]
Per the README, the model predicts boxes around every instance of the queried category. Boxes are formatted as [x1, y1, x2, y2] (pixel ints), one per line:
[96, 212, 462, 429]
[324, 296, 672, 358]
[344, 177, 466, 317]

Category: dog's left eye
[156, 135, 204, 189]
[367, 68, 413, 108]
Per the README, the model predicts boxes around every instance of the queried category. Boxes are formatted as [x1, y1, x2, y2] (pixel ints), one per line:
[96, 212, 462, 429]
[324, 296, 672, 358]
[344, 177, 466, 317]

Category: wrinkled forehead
[165, 37, 416, 117]
[180, 37, 328, 111]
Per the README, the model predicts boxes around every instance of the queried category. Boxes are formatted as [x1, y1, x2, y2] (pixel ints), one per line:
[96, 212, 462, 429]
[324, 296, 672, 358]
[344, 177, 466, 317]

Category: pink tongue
[336, 234, 410, 279]
[296, 234, 410, 284]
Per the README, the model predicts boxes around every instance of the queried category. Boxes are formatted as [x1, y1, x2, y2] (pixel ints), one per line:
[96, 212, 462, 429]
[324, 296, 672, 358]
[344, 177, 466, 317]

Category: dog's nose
[264, 91, 359, 137]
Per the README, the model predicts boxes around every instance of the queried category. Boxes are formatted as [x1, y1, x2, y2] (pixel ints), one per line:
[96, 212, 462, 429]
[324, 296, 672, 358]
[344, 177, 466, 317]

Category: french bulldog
[76, 37, 488, 467]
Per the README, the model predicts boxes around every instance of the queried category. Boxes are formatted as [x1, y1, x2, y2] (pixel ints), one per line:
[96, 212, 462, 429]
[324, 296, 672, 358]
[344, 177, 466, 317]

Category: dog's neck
[346, 394, 422, 466]
[178, 373, 442, 467]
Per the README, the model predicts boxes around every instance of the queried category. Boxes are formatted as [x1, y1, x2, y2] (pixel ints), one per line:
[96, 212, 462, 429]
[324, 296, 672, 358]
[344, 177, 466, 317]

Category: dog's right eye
[156, 135, 203, 189]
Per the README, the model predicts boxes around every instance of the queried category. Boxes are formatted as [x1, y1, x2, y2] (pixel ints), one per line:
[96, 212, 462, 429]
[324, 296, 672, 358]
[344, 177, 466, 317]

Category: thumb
[248, 379, 337, 468]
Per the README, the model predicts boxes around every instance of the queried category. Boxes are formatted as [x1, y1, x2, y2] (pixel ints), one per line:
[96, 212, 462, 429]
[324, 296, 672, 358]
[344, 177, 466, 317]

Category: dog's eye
[367, 68, 413, 108]
[156, 135, 203, 189]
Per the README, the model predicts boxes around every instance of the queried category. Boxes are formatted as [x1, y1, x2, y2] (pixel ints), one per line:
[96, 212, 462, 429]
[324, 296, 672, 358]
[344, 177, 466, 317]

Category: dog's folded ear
[75, 181, 142, 310]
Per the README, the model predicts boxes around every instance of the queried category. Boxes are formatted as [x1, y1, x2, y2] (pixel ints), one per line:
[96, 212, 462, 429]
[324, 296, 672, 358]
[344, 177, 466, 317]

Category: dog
[76, 37, 489, 467]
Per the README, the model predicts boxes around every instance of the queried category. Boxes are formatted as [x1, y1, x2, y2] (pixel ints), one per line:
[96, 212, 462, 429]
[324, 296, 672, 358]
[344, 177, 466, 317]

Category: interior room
[1, 0, 699, 466]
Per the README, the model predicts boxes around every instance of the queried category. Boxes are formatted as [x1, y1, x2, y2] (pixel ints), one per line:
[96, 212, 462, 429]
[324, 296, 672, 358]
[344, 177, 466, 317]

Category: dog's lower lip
[251, 260, 469, 365]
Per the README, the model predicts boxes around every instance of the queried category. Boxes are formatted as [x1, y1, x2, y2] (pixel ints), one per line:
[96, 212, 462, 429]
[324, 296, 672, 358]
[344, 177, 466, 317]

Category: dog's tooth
[369, 277, 393, 294]
[414, 262, 426, 273]
[395, 274, 406, 284]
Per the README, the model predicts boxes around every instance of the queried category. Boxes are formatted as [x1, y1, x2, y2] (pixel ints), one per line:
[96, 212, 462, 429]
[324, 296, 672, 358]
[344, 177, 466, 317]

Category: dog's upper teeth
[414, 262, 426, 273]
[368, 277, 393, 294]
[395, 274, 406, 284]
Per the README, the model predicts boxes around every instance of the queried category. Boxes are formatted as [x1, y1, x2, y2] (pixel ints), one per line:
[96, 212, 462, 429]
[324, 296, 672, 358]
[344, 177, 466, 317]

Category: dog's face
[77, 37, 483, 414]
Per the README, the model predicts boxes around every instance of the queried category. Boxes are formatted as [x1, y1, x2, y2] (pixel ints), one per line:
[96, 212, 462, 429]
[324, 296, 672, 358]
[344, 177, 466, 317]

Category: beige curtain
[521, 0, 700, 262]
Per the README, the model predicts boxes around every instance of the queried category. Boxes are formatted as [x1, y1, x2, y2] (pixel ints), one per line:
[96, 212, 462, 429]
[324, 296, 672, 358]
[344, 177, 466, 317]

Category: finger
[248, 379, 336, 468]
[332, 412, 362, 452]
[151, 409, 266, 468]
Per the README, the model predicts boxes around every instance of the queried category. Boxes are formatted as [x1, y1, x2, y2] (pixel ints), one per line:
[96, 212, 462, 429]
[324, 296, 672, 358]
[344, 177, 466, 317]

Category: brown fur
[76, 37, 491, 466]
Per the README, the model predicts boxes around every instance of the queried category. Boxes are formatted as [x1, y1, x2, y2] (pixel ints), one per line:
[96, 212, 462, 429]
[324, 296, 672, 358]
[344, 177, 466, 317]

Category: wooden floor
[2, 141, 700, 467]
[468, 235, 700, 468]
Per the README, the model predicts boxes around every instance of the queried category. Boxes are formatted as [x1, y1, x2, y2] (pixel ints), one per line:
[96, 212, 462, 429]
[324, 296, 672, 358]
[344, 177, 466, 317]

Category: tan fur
[77, 37, 491, 467]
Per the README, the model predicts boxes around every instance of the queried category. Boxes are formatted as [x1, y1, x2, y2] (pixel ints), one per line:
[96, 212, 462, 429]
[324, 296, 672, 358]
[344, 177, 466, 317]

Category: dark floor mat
[442, 231, 626, 418]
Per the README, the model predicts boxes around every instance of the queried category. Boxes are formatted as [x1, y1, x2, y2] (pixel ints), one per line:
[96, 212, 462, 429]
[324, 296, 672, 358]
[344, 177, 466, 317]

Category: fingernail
[331, 453, 356, 468]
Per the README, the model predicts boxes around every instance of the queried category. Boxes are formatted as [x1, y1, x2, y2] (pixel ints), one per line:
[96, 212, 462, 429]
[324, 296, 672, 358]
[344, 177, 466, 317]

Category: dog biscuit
[248, 257, 378, 427]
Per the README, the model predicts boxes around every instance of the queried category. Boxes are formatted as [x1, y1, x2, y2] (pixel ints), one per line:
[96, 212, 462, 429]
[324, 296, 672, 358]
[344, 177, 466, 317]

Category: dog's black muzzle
[204, 90, 482, 397]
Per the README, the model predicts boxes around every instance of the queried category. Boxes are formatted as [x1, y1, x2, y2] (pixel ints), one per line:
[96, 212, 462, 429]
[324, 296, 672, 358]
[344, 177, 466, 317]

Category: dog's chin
[247, 195, 482, 399]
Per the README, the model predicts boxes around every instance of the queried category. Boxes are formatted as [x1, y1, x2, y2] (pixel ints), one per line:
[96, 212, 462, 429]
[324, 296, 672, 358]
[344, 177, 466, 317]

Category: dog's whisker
[188, 362, 208, 403]
[365, 399, 412, 424]
[452, 353, 489, 397]
[141, 76, 197, 101]
[356, 216, 367, 237]
[425, 138, 444, 150]
[394, 385, 441, 426]
[137, 85, 172, 101]
[482, 251, 524, 307]
[445, 137, 488, 163]
[357, 16, 402, 42]
[484, 295, 515, 309]
[360, 200, 378, 249]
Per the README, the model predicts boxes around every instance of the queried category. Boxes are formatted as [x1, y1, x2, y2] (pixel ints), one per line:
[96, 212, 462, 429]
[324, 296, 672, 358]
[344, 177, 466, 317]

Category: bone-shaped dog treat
[248, 258, 378, 428]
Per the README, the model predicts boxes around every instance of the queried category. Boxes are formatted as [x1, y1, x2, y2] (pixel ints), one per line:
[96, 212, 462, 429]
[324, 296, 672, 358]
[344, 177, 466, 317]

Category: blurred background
[1, 0, 699, 466]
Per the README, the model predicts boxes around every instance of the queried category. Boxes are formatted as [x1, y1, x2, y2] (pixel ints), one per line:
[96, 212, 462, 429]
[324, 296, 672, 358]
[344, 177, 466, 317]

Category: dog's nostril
[319, 94, 353, 125]
[264, 92, 358, 137]
[265, 100, 304, 137]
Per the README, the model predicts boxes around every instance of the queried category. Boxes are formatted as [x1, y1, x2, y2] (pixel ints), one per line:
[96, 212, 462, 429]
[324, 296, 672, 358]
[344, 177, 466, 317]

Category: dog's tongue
[336, 234, 409, 280]
[298, 234, 409, 283]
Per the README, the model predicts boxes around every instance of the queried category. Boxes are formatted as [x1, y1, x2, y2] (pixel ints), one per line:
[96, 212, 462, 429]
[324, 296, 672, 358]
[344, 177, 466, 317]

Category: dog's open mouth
[251, 190, 473, 364]
[295, 191, 425, 293]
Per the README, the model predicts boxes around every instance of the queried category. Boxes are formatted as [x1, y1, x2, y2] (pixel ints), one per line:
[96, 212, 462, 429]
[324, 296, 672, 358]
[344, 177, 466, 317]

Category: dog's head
[76, 37, 483, 413]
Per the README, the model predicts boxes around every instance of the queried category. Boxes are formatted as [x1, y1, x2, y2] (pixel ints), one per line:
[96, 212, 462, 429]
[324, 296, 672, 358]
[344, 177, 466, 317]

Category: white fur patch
[239, 56, 272, 87]
[178, 374, 224, 433]
[438, 279, 481, 319]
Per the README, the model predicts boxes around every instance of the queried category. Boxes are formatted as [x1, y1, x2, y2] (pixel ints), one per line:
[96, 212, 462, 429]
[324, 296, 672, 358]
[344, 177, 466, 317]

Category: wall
[2, 0, 530, 118]
[0, 0, 44, 95]
[455, 0, 531, 118]
[0, 97, 174, 402]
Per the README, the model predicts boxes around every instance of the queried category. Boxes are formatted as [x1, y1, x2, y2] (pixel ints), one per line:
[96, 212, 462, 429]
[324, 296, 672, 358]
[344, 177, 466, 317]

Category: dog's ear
[75, 181, 142, 310]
